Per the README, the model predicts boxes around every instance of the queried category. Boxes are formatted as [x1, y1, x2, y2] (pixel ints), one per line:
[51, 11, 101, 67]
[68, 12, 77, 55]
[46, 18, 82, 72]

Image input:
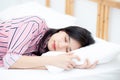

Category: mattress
[0, 55, 120, 80]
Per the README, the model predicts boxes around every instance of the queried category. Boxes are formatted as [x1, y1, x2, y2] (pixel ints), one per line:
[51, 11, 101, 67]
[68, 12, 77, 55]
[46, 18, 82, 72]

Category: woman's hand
[50, 53, 80, 70]
[75, 59, 98, 69]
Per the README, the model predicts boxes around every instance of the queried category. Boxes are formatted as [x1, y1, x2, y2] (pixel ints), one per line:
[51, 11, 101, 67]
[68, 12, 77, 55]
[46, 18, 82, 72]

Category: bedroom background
[0, 0, 120, 45]
[0, 0, 120, 80]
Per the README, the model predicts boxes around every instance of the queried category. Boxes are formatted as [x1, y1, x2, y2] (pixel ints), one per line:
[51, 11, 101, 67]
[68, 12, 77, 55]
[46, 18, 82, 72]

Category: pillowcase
[0, 1, 76, 29]
[72, 37, 120, 64]
[42, 37, 120, 73]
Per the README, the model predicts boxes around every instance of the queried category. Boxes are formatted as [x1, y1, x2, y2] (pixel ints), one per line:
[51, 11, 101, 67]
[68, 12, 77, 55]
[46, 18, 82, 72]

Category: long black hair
[33, 26, 95, 56]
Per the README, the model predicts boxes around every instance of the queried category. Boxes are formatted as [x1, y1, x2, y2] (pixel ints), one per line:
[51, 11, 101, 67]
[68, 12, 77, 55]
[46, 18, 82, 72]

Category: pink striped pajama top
[0, 16, 48, 68]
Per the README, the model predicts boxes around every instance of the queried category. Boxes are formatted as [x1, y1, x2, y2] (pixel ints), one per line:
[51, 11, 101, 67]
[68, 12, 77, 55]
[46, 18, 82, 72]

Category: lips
[52, 41, 56, 50]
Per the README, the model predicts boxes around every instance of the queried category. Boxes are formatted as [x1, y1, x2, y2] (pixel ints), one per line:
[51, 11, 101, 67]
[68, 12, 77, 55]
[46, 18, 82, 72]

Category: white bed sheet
[0, 55, 120, 80]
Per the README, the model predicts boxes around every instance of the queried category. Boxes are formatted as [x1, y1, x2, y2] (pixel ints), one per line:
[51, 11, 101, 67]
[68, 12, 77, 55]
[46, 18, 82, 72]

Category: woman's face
[48, 31, 81, 52]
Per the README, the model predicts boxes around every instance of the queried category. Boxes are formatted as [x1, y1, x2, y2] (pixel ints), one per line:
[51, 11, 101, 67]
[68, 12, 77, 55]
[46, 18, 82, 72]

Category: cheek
[70, 38, 81, 50]
[73, 44, 81, 50]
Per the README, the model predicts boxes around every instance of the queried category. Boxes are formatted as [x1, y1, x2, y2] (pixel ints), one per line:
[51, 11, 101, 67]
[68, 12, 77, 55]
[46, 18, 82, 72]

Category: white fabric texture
[0, 56, 120, 80]
[0, 1, 76, 29]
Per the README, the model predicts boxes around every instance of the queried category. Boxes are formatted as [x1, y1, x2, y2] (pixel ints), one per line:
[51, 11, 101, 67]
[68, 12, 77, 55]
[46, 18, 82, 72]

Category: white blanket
[0, 55, 120, 80]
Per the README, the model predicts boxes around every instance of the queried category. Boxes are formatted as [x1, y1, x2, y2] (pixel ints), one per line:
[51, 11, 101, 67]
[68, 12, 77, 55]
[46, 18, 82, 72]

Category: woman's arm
[9, 56, 50, 69]
[9, 53, 97, 70]
[9, 54, 80, 70]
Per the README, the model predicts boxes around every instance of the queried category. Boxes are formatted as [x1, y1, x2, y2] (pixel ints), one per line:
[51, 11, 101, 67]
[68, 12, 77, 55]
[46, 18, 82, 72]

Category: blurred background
[0, 0, 120, 44]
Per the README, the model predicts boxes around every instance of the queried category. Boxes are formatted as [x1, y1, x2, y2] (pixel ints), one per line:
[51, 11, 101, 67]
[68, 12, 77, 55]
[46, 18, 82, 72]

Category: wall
[109, 8, 120, 44]
[0, 0, 120, 44]
[74, 0, 97, 36]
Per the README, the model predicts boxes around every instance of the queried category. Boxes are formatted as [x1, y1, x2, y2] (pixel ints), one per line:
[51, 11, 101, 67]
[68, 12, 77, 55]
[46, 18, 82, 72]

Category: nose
[59, 42, 68, 49]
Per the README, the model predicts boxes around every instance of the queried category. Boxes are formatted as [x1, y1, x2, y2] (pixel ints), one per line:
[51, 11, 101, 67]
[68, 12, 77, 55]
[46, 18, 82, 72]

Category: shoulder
[11, 16, 46, 24]
[26, 16, 45, 22]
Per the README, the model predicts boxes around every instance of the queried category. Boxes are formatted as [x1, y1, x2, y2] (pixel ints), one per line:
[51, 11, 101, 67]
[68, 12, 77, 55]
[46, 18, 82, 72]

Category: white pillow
[42, 37, 120, 73]
[0, 1, 76, 29]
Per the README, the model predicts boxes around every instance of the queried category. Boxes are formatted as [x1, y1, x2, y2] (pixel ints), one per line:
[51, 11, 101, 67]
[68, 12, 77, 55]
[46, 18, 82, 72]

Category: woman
[0, 16, 96, 70]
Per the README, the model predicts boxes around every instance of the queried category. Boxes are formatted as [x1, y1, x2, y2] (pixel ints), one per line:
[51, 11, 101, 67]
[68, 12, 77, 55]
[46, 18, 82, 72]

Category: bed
[0, 57, 120, 80]
[0, 0, 120, 80]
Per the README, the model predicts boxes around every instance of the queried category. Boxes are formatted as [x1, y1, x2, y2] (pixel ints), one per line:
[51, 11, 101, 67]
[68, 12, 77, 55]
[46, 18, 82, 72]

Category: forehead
[69, 37, 81, 51]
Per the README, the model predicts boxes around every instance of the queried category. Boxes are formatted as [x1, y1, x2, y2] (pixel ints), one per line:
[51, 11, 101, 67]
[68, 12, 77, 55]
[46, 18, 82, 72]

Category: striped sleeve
[3, 16, 48, 69]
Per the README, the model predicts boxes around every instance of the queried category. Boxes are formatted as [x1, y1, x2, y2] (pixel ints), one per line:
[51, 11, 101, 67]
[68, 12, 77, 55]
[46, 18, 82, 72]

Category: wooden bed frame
[46, 0, 74, 16]
[91, 0, 120, 40]
[45, 0, 120, 41]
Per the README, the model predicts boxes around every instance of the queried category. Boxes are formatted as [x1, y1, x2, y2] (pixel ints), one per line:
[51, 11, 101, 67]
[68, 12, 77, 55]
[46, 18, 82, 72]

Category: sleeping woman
[0, 16, 97, 70]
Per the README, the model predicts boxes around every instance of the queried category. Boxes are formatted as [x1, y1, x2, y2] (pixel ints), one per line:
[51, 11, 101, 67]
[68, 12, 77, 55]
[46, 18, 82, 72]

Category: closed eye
[65, 36, 71, 52]
[66, 47, 68, 52]
[64, 37, 67, 42]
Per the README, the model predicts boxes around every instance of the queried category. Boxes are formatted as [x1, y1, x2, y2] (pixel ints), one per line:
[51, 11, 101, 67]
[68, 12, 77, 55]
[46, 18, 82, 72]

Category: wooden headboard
[91, 0, 120, 40]
[45, 0, 120, 41]
[45, 0, 74, 16]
